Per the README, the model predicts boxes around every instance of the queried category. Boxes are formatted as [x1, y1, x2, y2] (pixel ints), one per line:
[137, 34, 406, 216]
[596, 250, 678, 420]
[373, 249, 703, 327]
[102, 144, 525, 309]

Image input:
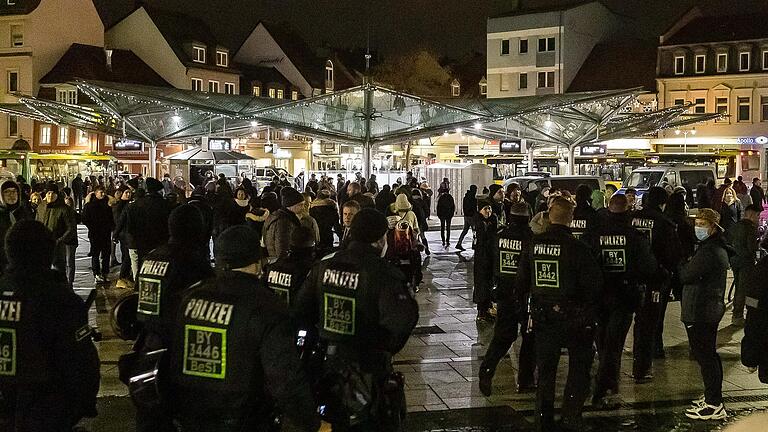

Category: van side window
[664, 171, 678, 187]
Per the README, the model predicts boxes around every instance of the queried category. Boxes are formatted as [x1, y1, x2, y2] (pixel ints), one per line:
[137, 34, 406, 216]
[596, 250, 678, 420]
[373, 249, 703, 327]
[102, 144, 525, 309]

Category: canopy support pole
[362, 84, 374, 179]
[148, 141, 157, 178]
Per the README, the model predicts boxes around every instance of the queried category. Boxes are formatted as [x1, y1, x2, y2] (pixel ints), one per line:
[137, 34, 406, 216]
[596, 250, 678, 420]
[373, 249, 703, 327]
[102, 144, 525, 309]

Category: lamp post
[675, 127, 697, 153]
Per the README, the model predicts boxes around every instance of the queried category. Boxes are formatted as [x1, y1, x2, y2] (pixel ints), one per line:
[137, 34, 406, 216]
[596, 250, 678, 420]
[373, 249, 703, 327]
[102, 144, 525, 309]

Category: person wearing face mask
[718, 186, 741, 239]
[0, 180, 32, 274]
[292, 208, 418, 431]
[680, 208, 730, 421]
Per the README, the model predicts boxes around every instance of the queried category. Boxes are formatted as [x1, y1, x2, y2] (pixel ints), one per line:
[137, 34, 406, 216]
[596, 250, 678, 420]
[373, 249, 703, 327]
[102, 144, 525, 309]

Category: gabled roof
[568, 39, 658, 92]
[663, 13, 768, 45]
[240, 64, 293, 88]
[40, 44, 170, 87]
[492, 0, 597, 18]
[447, 53, 487, 98]
[254, 22, 325, 89]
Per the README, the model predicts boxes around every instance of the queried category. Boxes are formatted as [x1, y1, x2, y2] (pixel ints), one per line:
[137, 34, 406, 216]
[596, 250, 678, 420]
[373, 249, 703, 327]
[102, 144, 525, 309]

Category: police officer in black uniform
[293, 208, 419, 431]
[265, 225, 317, 308]
[517, 197, 603, 432]
[630, 187, 679, 382]
[585, 194, 658, 408]
[129, 204, 215, 432]
[166, 225, 320, 431]
[571, 184, 599, 241]
[479, 202, 535, 396]
[0, 220, 100, 431]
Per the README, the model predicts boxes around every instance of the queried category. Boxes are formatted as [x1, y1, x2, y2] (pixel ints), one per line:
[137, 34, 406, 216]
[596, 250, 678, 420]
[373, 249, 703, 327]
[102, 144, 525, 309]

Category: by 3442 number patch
[534, 260, 560, 288]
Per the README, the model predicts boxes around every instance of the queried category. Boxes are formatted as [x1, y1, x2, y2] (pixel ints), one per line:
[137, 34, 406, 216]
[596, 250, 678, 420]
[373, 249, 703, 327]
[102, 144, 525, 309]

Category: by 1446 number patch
[0, 328, 16, 376]
[183, 325, 226, 379]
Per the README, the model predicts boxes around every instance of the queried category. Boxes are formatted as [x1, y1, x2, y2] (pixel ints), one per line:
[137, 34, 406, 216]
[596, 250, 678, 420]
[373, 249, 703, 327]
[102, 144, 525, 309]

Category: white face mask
[695, 226, 710, 241]
[235, 198, 249, 207]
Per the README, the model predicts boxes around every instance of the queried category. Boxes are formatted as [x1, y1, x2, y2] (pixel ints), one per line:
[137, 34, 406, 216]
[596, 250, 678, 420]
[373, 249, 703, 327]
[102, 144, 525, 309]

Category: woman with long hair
[719, 186, 741, 238]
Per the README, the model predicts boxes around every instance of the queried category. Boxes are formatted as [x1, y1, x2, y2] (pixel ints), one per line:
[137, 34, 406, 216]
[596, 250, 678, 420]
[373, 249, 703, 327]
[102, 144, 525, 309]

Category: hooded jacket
[0, 180, 32, 271]
[263, 208, 300, 259]
[82, 193, 115, 238]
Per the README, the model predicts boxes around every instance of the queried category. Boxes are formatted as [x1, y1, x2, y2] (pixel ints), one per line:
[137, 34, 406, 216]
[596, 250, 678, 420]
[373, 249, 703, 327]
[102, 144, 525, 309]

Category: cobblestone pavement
[69, 224, 768, 431]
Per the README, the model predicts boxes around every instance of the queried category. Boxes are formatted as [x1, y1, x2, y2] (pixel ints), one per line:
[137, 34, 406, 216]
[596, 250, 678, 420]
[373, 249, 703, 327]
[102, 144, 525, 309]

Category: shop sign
[499, 139, 524, 154]
[736, 136, 768, 145]
[579, 144, 607, 156]
[455, 145, 469, 155]
[114, 140, 144, 151]
[207, 137, 232, 151]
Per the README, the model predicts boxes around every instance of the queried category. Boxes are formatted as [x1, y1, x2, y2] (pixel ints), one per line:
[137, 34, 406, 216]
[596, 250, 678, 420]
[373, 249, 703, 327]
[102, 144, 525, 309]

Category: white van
[504, 174, 606, 194]
[619, 165, 716, 202]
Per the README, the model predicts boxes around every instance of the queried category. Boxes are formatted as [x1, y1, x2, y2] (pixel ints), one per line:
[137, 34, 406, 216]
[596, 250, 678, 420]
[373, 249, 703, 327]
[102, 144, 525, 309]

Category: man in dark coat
[456, 185, 478, 250]
[71, 173, 84, 212]
[0, 180, 32, 274]
[309, 189, 340, 253]
[346, 181, 375, 209]
[35, 185, 77, 284]
[473, 198, 497, 321]
[82, 185, 115, 282]
[375, 184, 396, 215]
[750, 178, 766, 211]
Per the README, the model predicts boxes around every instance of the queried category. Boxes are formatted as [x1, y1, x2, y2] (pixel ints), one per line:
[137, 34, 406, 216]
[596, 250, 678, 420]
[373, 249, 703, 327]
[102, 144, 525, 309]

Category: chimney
[105, 49, 113, 71]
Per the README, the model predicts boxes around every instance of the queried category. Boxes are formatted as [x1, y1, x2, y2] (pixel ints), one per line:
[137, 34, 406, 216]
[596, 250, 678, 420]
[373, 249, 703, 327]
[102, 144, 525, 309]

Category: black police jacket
[168, 271, 319, 431]
[494, 221, 532, 304]
[292, 241, 418, 360]
[742, 255, 768, 382]
[0, 268, 99, 425]
[264, 249, 315, 308]
[517, 224, 603, 307]
[631, 206, 681, 273]
[583, 212, 658, 308]
[136, 241, 214, 349]
[571, 203, 599, 241]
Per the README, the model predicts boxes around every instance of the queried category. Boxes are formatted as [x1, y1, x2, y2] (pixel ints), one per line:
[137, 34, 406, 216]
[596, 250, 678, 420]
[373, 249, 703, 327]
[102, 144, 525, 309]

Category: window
[479, 82, 487, 95]
[674, 56, 685, 75]
[519, 73, 528, 89]
[8, 115, 17, 137]
[56, 88, 77, 105]
[501, 39, 510, 55]
[39, 125, 51, 145]
[537, 71, 554, 88]
[252, 86, 260, 96]
[715, 97, 728, 121]
[193, 46, 206, 63]
[191, 78, 203, 91]
[224, 82, 235, 95]
[761, 96, 768, 122]
[694, 98, 706, 114]
[763, 50, 768, 70]
[7, 70, 18, 93]
[538, 37, 555, 52]
[291, 91, 299, 100]
[59, 126, 68, 144]
[277, 89, 284, 99]
[674, 98, 685, 106]
[216, 50, 228, 67]
[451, 82, 460, 97]
[739, 51, 750, 71]
[500, 74, 510, 91]
[717, 53, 728, 72]
[268, 88, 276, 98]
[695, 55, 705, 73]
[78, 129, 88, 146]
[738, 97, 751, 122]
[208, 80, 219, 93]
[325, 61, 334, 91]
[10, 25, 22, 47]
[519, 39, 528, 54]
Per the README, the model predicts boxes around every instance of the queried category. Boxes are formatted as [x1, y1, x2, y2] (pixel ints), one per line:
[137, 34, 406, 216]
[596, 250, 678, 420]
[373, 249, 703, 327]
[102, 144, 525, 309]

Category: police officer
[130, 204, 215, 432]
[571, 184, 600, 241]
[166, 225, 320, 431]
[585, 194, 658, 408]
[630, 187, 679, 382]
[293, 208, 418, 431]
[479, 202, 535, 396]
[265, 225, 316, 308]
[0, 220, 100, 430]
[517, 197, 603, 432]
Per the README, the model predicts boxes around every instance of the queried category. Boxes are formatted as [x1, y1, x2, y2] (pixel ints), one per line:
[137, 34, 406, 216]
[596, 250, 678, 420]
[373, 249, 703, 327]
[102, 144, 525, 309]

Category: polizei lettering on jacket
[323, 269, 360, 290]
[140, 260, 170, 277]
[534, 244, 561, 256]
[600, 235, 627, 246]
[267, 271, 292, 288]
[631, 218, 654, 229]
[0, 300, 21, 322]
[184, 299, 234, 326]
[570, 219, 587, 229]
[498, 238, 522, 251]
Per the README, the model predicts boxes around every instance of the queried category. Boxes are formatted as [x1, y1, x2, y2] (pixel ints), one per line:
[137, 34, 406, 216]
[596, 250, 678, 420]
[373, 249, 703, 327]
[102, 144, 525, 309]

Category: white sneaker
[685, 395, 706, 413]
[685, 403, 727, 420]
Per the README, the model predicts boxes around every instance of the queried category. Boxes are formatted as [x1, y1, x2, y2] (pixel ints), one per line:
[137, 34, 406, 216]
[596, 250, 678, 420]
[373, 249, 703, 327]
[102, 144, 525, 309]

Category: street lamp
[675, 127, 696, 152]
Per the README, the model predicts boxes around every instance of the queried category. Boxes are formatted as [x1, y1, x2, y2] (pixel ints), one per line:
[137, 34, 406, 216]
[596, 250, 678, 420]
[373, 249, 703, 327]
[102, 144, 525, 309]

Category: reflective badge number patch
[0, 328, 16, 376]
[602, 249, 626, 272]
[500, 251, 520, 275]
[534, 260, 559, 288]
[271, 287, 290, 305]
[323, 293, 356, 335]
[137, 277, 162, 316]
[183, 325, 226, 379]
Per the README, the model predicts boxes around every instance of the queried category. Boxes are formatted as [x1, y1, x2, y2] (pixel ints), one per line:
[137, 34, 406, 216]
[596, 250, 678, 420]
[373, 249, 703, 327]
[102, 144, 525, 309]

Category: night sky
[94, 0, 764, 59]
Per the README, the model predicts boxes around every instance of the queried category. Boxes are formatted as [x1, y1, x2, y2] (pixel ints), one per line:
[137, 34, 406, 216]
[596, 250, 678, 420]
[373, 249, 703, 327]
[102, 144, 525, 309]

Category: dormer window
[479, 77, 487, 96]
[216, 50, 228, 67]
[740, 51, 751, 71]
[674, 56, 685, 75]
[193, 46, 206, 63]
[325, 60, 334, 92]
[450, 79, 460, 97]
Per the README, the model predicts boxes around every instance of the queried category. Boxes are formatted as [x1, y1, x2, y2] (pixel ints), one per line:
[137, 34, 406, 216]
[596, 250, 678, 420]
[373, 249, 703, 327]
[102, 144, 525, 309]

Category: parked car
[618, 165, 715, 203]
[253, 166, 293, 189]
[503, 174, 605, 195]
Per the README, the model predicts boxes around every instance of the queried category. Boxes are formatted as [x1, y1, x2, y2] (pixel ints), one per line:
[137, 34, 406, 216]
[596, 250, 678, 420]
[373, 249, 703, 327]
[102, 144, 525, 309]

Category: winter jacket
[719, 202, 741, 237]
[680, 232, 730, 324]
[741, 255, 768, 383]
[212, 194, 245, 240]
[375, 189, 396, 215]
[436, 193, 456, 219]
[0, 181, 32, 271]
[462, 190, 477, 218]
[750, 185, 765, 208]
[263, 208, 300, 259]
[82, 194, 115, 238]
[472, 213, 498, 304]
[36, 196, 77, 245]
[347, 192, 375, 209]
[309, 198, 340, 249]
[729, 219, 758, 271]
[117, 192, 170, 251]
[299, 213, 320, 243]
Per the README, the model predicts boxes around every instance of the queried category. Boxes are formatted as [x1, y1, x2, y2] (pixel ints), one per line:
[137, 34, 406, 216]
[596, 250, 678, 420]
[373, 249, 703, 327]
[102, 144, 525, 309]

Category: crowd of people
[468, 177, 768, 431]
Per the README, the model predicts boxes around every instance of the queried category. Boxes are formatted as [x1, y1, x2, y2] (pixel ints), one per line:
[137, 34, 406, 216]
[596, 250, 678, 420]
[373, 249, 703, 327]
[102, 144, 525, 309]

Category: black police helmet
[110, 292, 142, 341]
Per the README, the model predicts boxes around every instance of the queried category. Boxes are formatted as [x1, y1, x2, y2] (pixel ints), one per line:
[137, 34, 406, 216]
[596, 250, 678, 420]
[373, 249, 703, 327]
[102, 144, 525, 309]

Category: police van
[503, 174, 605, 194]
[618, 165, 716, 203]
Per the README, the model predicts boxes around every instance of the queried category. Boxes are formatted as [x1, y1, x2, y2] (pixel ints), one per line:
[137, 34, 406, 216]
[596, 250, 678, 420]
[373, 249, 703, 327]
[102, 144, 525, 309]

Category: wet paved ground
[68, 223, 768, 431]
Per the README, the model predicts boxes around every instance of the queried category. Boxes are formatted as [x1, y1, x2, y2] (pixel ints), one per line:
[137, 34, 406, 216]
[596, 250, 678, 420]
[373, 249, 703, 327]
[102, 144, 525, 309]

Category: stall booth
[166, 137, 256, 190]
[422, 163, 493, 216]
[0, 150, 116, 184]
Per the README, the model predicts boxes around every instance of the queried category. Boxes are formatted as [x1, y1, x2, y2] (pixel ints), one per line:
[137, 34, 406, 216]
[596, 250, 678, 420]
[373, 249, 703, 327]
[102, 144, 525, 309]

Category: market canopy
[166, 147, 255, 162]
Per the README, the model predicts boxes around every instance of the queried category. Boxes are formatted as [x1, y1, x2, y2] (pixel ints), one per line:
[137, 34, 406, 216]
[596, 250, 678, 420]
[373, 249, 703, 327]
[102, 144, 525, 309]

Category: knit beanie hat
[145, 177, 163, 193]
[488, 184, 502, 198]
[5, 220, 55, 269]
[349, 208, 389, 243]
[168, 204, 204, 244]
[394, 193, 412, 211]
[281, 187, 304, 208]
[214, 225, 262, 270]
